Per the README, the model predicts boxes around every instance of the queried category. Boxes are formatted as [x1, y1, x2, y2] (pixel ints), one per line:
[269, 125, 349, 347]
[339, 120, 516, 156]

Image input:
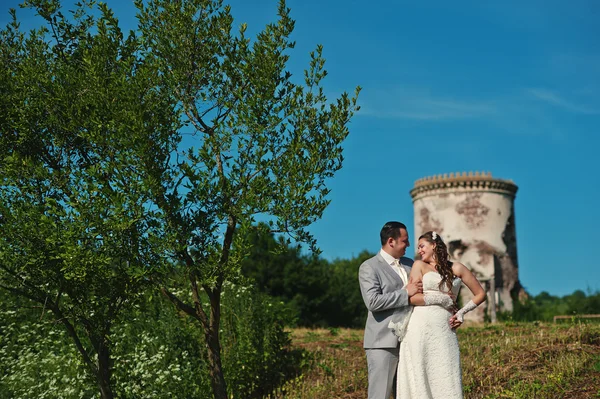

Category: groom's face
[391, 228, 410, 258]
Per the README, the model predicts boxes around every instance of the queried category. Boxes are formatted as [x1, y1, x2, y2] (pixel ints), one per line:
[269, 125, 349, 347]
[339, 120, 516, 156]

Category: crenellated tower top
[410, 171, 518, 201]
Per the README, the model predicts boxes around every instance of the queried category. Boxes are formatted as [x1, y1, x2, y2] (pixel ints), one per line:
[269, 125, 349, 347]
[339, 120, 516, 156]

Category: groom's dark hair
[380, 221, 407, 246]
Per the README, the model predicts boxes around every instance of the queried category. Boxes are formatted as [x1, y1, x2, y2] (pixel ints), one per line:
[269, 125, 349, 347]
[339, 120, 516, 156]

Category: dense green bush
[220, 283, 301, 398]
[0, 283, 299, 398]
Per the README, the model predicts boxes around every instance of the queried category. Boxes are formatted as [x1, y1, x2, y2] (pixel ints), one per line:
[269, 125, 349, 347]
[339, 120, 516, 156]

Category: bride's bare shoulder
[451, 262, 468, 276]
[412, 260, 427, 270]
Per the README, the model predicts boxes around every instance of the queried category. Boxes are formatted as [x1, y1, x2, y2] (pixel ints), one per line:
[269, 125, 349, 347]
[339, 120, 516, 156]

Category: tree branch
[160, 285, 204, 325]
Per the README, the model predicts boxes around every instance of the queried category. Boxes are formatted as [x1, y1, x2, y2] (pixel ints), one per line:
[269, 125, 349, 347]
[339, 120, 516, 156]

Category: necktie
[393, 259, 408, 284]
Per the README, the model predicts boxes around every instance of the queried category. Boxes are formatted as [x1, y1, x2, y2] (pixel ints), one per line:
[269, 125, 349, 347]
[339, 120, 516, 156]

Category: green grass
[266, 322, 600, 399]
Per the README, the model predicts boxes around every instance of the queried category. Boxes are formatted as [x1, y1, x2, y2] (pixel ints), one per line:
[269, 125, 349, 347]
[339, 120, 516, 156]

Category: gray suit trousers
[366, 347, 398, 399]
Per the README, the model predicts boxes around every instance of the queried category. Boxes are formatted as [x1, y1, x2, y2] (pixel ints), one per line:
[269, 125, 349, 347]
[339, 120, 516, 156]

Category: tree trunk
[206, 331, 227, 399]
[95, 339, 115, 399]
[159, 283, 228, 398]
[205, 290, 227, 399]
[54, 307, 115, 399]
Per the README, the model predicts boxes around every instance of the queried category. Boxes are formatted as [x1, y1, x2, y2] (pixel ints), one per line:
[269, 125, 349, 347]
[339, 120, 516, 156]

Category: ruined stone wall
[410, 172, 521, 322]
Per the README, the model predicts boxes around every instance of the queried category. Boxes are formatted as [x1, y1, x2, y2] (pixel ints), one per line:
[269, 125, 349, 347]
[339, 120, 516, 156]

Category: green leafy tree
[241, 226, 372, 327]
[241, 224, 306, 301]
[323, 251, 374, 327]
[0, 1, 178, 397]
[1, 0, 358, 397]
[133, 0, 360, 397]
[241, 225, 328, 326]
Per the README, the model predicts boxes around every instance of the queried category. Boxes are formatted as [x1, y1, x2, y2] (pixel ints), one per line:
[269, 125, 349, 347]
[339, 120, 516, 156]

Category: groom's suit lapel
[374, 253, 406, 287]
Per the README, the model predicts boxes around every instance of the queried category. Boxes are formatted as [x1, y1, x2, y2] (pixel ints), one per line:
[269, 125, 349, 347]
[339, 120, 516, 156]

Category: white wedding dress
[397, 272, 463, 398]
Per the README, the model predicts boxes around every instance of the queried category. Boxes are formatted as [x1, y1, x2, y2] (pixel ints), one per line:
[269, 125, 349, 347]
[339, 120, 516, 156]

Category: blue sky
[3, 0, 599, 297]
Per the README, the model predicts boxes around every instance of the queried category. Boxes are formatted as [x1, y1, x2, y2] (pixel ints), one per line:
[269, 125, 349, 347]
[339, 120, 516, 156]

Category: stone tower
[410, 172, 522, 322]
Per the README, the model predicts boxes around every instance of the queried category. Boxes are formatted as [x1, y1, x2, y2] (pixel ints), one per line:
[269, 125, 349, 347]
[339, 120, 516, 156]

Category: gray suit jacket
[358, 253, 414, 349]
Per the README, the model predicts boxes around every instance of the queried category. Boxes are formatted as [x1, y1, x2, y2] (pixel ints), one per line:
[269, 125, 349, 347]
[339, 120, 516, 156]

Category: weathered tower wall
[410, 172, 521, 322]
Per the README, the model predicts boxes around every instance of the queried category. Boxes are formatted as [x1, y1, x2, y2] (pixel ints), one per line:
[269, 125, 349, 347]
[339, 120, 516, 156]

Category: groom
[358, 221, 422, 399]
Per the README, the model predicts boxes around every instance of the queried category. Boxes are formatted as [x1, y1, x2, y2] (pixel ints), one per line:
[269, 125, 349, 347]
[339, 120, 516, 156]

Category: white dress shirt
[379, 249, 408, 283]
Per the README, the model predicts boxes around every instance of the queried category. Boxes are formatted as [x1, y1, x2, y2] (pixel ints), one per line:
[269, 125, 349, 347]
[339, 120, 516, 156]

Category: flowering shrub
[0, 283, 298, 398]
[0, 306, 97, 398]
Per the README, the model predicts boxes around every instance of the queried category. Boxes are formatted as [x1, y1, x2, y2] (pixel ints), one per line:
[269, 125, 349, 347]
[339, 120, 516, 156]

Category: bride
[397, 231, 486, 398]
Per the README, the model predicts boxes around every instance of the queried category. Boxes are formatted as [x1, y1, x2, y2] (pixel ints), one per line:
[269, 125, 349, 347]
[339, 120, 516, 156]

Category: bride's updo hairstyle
[419, 231, 454, 292]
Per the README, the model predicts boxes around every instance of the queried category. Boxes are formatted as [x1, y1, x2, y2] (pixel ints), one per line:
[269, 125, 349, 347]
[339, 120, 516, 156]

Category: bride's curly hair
[419, 231, 454, 292]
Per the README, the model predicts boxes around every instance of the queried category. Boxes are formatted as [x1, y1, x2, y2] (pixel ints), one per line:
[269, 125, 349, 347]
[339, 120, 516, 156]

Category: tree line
[241, 226, 600, 327]
[510, 289, 600, 323]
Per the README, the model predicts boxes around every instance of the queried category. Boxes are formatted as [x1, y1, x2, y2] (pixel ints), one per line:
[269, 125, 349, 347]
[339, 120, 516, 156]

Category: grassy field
[267, 322, 600, 399]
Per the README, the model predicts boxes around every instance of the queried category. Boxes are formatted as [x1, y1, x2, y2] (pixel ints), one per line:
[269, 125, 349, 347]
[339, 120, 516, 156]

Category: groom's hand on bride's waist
[406, 280, 423, 297]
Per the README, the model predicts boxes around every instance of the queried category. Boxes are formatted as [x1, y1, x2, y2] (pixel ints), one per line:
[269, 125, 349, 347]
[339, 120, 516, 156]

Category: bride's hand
[449, 314, 462, 329]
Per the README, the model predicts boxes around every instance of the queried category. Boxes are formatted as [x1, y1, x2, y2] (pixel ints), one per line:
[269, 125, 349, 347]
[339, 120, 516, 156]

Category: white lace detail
[455, 300, 477, 322]
[423, 292, 454, 310]
[388, 306, 413, 341]
[397, 272, 463, 398]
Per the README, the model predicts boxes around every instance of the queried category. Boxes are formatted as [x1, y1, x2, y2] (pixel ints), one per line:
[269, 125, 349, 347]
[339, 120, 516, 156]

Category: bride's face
[417, 238, 436, 263]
